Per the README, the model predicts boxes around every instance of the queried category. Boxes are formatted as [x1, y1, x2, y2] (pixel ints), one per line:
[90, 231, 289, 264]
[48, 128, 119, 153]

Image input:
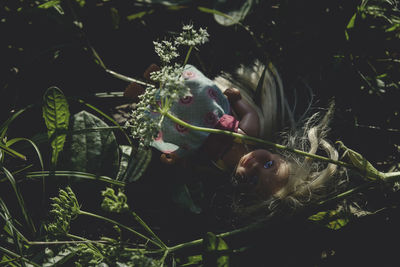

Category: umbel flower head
[45, 186, 80, 235]
[101, 187, 129, 213]
[153, 40, 179, 64]
[175, 24, 209, 47]
[128, 24, 209, 149]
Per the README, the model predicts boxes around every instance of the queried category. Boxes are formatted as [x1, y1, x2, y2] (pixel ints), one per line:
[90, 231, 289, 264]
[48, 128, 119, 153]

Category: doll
[126, 61, 340, 206]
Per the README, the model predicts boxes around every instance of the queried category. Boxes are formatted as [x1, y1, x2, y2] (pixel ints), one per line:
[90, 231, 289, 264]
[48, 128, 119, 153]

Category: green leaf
[126, 10, 155, 21]
[208, 0, 253, 26]
[346, 12, 357, 29]
[38, 0, 61, 9]
[124, 148, 152, 182]
[308, 210, 349, 230]
[62, 111, 119, 178]
[203, 232, 229, 267]
[42, 87, 70, 166]
[337, 141, 384, 180]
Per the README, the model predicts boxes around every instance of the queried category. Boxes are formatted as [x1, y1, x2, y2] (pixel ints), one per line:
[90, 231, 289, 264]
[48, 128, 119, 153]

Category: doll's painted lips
[241, 155, 255, 168]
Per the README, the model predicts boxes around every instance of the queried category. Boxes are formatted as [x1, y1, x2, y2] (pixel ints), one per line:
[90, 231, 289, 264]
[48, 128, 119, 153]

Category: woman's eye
[249, 175, 259, 185]
[263, 160, 274, 169]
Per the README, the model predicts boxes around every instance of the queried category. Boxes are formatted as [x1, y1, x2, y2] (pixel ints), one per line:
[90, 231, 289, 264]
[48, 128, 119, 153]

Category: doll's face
[234, 149, 289, 199]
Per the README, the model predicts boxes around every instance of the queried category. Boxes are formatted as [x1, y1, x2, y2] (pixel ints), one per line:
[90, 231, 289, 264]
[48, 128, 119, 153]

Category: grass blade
[0, 143, 26, 161]
[1, 166, 36, 234]
[26, 170, 125, 186]
[0, 198, 25, 267]
[0, 105, 33, 141]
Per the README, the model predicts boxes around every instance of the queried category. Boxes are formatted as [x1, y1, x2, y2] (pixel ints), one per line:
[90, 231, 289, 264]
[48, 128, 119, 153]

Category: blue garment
[151, 65, 230, 157]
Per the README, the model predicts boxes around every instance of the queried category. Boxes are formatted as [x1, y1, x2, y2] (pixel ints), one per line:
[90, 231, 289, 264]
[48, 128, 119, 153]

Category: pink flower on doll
[175, 123, 189, 133]
[204, 111, 218, 126]
[154, 131, 163, 141]
[207, 87, 218, 101]
[179, 95, 193, 105]
[182, 70, 196, 80]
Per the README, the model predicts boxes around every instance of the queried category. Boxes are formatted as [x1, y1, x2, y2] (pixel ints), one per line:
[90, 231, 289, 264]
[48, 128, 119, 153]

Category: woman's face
[234, 149, 289, 199]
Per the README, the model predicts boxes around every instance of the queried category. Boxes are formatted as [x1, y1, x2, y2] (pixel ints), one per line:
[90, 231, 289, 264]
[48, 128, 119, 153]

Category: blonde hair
[214, 60, 341, 217]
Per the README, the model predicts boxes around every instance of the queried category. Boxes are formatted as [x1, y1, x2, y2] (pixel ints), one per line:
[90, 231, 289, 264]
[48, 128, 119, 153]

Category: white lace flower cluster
[175, 24, 209, 47]
[128, 24, 209, 148]
[153, 40, 179, 64]
[128, 88, 160, 148]
[150, 64, 186, 101]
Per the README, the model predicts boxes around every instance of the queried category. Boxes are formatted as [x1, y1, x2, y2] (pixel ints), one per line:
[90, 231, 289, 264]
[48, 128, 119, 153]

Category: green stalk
[183, 46, 194, 66]
[78, 210, 163, 249]
[130, 211, 167, 248]
[167, 219, 263, 253]
[26, 171, 126, 187]
[317, 172, 400, 206]
[160, 109, 354, 169]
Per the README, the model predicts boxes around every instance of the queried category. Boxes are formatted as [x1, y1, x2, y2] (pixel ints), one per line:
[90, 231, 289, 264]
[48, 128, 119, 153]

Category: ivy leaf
[308, 210, 349, 230]
[42, 86, 70, 166]
[337, 141, 384, 180]
[203, 232, 229, 267]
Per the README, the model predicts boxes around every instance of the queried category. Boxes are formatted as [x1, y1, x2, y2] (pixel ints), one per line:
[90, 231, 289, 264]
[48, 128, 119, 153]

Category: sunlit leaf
[337, 141, 384, 180]
[309, 210, 349, 230]
[203, 232, 229, 267]
[42, 86, 70, 166]
[126, 10, 155, 21]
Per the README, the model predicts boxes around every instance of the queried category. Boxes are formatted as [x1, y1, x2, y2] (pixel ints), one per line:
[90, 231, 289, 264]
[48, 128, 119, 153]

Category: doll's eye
[264, 160, 274, 169]
[249, 175, 259, 185]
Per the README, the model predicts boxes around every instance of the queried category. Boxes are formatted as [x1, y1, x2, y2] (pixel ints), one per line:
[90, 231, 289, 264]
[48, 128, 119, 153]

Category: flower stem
[130, 211, 167, 248]
[78, 210, 163, 248]
[161, 110, 354, 169]
[183, 46, 193, 66]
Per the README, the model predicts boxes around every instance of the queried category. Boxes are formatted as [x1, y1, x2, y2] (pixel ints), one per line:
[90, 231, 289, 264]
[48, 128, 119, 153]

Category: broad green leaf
[42, 87, 70, 166]
[337, 141, 384, 180]
[203, 232, 229, 267]
[62, 111, 119, 178]
[125, 148, 152, 182]
[309, 210, 349, 230]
